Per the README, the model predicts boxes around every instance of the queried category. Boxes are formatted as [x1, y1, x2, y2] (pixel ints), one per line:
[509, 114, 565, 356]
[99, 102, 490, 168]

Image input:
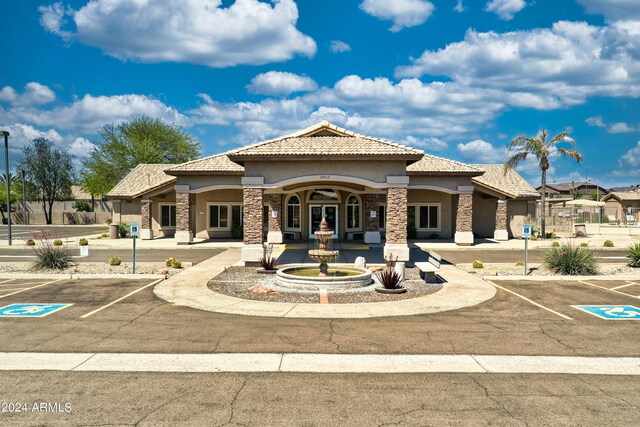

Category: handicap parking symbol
[0, 303, 72, 318]
[573, 305, 640, 320]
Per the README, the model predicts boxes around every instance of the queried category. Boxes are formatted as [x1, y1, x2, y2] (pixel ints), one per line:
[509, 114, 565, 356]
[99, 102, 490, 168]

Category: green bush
[165, 257, 175, 267]
[109, 256, 122, 266]
[545, 232, 557, 239]
[29, 231, 74, 270]
[25, 239, 35, 246]
[96, 235, 102, 239]
[53, 239, 63, 246]
[530, 235, 538, 241]
[472, 260, 484, 269]
[73, 200, 92, 212]
[544, 245, 598, 275]
[579, 242, 588, 248]
[627, 243, 640, 268]
[603, 240, 614, 247]
[170, 258, 182, 269]
[79, 238, 89, 246]
[118, 222, 129, 238]
[515, 261, 524, 267]
[101, 233, 108, 238]
[551, 241, 560, 247]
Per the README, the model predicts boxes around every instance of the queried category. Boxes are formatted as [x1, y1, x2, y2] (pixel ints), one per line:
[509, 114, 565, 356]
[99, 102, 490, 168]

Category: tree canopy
[80, 116, 200, 197]
[18, 137, 75, 224]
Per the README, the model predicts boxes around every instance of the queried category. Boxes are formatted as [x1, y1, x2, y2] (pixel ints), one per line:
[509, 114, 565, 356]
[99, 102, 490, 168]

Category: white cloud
[396, 21, 640, 109]
[618, 140, 640, 171]
[485, 0, 526, 20]
[39, 0, 316, 68]
[401, 135, 448, 151]
[360, 0, 435, 32]
[247, 71, 318, 96]
[0, 123, 63, 153]
[454, 1, 466, 13]
[577, 0, 640, 22]
[608, 122, 636, 133]
[457, 139, 508, 163]
[585, 116, 606, 127]
[0, 83, 56, 106]
[0, 87, 17, 103]
[69, 137, 95, 158]
[330, 40, 351, 53]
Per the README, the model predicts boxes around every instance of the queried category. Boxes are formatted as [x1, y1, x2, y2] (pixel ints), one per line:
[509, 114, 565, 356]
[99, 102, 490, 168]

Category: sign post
[522, 224, 532, 275]
[130, 222, 139, 274]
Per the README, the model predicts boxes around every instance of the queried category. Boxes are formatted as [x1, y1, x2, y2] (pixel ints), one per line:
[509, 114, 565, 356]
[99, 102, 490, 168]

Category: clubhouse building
[107, 122, 539, 262]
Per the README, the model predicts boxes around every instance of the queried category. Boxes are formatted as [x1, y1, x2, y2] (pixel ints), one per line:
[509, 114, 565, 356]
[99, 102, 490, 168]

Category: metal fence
[544, 205, 640, 236]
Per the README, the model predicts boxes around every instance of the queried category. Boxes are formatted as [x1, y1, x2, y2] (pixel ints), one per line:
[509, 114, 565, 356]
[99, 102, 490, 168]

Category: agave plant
[627, 242, 640, 268]
[375, 268, 403, 290]
[259, 243, 278, 270]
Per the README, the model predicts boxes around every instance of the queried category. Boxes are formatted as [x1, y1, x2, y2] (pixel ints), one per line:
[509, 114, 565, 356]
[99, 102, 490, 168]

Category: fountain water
[308, 218, 338, 276]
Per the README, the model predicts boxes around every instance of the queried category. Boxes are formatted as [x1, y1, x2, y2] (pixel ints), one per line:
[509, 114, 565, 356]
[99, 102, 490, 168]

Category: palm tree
[504, 129, 583, 239]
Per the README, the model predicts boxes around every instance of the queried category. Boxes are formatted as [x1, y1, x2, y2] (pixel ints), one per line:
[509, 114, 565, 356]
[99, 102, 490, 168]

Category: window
[408, 204, 440, 230]
[378, 204, 386, 229]
[346, 194, 361, 230]
[308, 189, 339, 201]
[160, 204, 176, 228]
[209, 204, 229, 229]
[286, 195, 301, 230]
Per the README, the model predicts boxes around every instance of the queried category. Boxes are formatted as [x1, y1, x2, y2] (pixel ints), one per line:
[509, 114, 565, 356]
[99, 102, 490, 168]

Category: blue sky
[1, 0, 639, 188]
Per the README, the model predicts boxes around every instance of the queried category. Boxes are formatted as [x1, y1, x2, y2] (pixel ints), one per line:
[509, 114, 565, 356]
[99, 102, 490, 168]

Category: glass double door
[309, 205, 338, 239]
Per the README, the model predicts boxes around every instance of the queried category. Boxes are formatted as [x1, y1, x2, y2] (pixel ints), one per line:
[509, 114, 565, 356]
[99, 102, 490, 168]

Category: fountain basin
[276, 265, 373, 291]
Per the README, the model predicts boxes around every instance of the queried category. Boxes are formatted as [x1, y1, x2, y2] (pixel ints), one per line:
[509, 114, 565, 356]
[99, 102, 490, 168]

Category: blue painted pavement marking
[0, 303, 72, 318]
[573, 305, 640, 320]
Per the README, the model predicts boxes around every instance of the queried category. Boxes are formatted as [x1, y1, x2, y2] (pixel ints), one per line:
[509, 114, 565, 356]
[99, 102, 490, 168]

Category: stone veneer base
[384, 243, 410, 261]
[242, 244, 264, 263]
[455, 231, 474, 246]
[493, 229, 508, 241]
[267, 231, 283, 244]
[175, 230, 192, 244]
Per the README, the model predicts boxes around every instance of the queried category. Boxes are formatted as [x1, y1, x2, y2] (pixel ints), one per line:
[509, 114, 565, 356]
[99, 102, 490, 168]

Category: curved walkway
[154, 248, 496, 319]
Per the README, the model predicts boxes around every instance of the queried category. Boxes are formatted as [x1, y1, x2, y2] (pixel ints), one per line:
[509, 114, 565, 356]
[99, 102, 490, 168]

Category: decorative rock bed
[207, 266, 442, 304]
[0, 262, 187, 276]
[458, 262, 639, 277]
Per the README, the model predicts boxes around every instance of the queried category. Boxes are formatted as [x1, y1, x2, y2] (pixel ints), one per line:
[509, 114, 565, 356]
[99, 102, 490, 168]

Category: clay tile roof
[165, 153, 244, 175]
[226, 121, 423, 160]
[471, 164, 540, 199]
[106, 164, 176, 198]
[407, 154, 483, 175]
[602, 191, 640, 201]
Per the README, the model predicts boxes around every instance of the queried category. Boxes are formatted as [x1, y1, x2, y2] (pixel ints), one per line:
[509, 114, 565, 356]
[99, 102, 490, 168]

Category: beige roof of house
[602, 191, 640, 202]
[71, 185, 92, 200]
[166, 153, 244, 175]
[407, 154, 483, 175]
[471, 164, 540, 199]
[227, 121, 424, 161]
[106, 164, 176, 198]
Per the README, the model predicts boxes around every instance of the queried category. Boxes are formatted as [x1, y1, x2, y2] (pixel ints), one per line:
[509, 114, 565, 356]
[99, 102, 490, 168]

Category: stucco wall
[194, 189, 244, 239]
[112, 199, 141, 225]
[175, 175, 242, 192]
[507, 200, 534, 238]
[472, 193, 497, 238]
[409, 175, 474, 193]
[407, 189, 454, 239]
[151, 194, 177, 238]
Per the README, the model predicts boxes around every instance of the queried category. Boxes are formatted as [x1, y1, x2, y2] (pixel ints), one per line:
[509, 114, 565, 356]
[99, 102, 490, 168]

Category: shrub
[530, 235, 538, 241]
[545, 232, 557, 239]
[375, 267, 403, 289]
[25, 239, 35, 246]
[53, 239, 63, 246]
[79, 238, 89, 246]
[109, 256, 122, 266]
[575, 231, 587, 237]
[73, 200, 92, 212]
[551, 241, 560, 247]
[472, 260, 484, 269]
[101, 233, 108, 238]
[96, 235, 102, 239]
[165, 257, 175, 267]
[603, 240, 614, 248]
[627, 243, 640, 268]
[170, 258, 182, 268]
[259, 244, 278, 270]
[118, 222, 129, 238]
[544, 245, 598, 275]
[29, 230, 74, 270]
[515, 261, 524, 267]
[579, 242, 588, 248]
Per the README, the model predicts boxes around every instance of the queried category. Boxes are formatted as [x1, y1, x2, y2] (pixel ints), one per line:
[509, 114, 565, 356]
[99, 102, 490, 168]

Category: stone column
[455, 187, 474, 245]
[267, 193, 283, 244]
[242, 179, 265, 263]
[140, 198, 153, 240]
[384, 178, 410, 261]
[364, 193, 381, 244]
[494, 198, 508, 241]
[175, 185, 192, 244]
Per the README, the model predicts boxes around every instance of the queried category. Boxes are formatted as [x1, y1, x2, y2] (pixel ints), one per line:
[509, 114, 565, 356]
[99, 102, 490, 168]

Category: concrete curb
[490, 275, 640, 281]
[154, 250, 497, 319]
[0, 273, 165, 280]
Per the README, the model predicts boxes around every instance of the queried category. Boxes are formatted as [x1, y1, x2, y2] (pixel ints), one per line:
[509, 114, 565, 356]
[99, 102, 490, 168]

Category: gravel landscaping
[458, 263, 640, 277]
[0, 261, 188, 276]
[208, 266, 443, 304]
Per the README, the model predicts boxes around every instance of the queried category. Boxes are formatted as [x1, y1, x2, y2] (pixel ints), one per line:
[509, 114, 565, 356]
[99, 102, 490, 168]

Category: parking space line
[486, 280, 573, 320]
[577, 281, 640, 300]
[0, 279, 64, 300]
[611, 282, 638, 290]
[80, 278, 163, 319]
[0, 279, 16, 285]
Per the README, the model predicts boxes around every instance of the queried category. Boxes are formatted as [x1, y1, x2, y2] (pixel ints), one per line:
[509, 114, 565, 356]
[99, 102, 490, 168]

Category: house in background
[107, 122, 539, 262]
[601, 191, 640, 223]
[536, 181, 609, 202]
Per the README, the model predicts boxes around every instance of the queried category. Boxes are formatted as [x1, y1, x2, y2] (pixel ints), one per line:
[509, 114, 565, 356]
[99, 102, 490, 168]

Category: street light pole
[1, 131, 11, 246]
[21, 169, 26, 225]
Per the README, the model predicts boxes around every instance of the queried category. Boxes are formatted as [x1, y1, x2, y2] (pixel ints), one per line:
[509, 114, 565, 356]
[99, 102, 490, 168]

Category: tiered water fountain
[275, 218, 372, 291]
